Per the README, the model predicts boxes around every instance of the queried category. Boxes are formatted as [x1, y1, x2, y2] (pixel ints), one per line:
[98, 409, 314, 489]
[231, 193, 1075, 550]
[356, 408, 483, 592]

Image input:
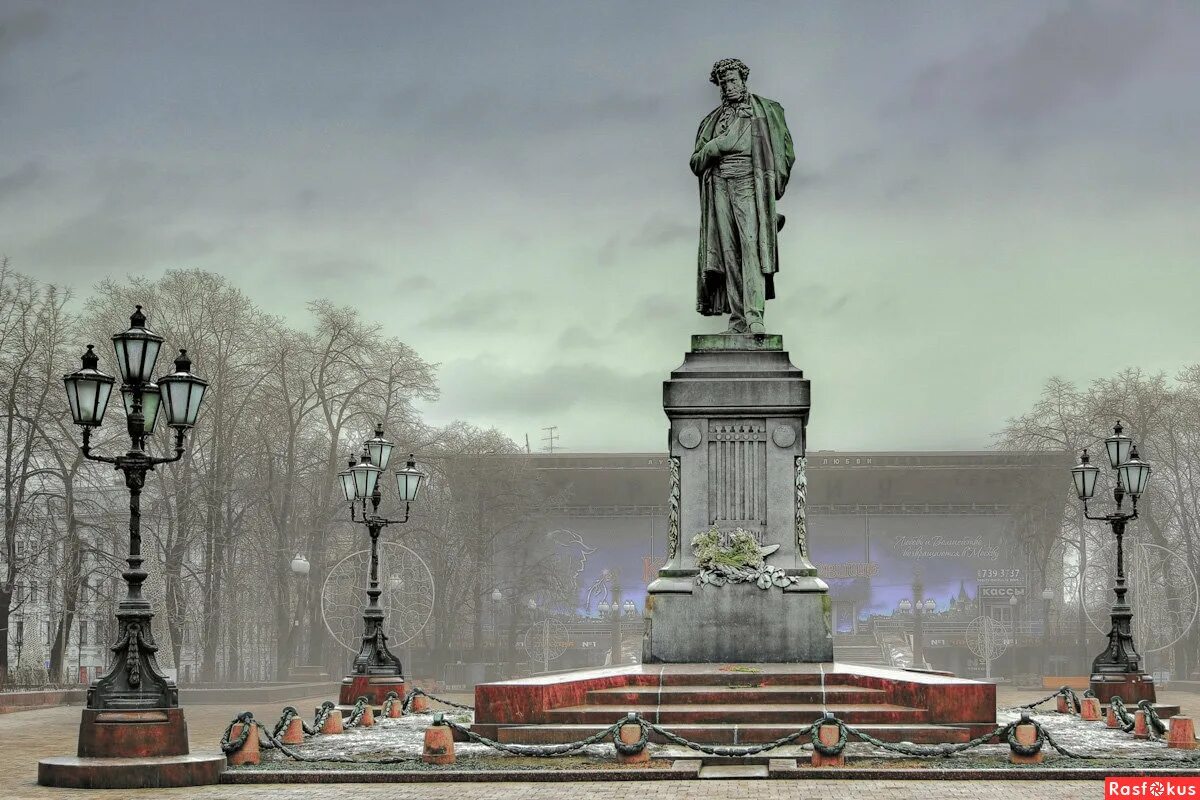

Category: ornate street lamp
[57, 306, 207, 766]
[336, 425, 425, 707]
[897, 576, 933, 670]
[1072, 421, 1155, 705]
[491, 588, 503, 678]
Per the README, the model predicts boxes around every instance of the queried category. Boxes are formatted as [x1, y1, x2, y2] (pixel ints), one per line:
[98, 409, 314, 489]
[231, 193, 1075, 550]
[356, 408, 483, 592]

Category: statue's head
[709, 58, 749, 103]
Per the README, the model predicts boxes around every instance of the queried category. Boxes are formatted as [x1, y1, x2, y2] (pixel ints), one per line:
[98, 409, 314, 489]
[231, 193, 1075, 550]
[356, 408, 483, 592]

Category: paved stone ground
[1, 686, 1195, 798]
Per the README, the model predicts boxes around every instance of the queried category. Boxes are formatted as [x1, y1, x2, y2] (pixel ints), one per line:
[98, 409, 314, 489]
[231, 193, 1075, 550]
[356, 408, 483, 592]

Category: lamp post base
[338, 674, 406, 707]
[37, 707, 223, 789]
[1090, 671, 1156, 706]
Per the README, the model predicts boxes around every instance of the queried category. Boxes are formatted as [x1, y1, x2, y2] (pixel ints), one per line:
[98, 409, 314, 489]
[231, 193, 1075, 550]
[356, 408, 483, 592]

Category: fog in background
[2, 0, 1198, 451]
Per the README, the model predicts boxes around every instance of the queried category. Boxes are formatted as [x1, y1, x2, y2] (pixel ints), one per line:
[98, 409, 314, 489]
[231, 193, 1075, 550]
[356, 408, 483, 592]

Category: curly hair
[709, 58, 749, 85]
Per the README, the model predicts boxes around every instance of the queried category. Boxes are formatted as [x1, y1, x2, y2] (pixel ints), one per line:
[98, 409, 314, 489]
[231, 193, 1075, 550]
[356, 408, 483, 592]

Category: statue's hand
[690, 141, 718, 175]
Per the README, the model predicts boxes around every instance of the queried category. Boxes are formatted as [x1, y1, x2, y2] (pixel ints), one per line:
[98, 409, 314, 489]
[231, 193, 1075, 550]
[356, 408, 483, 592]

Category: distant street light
[337, 423, 426, 698]
[1072, 421, 1154, 703]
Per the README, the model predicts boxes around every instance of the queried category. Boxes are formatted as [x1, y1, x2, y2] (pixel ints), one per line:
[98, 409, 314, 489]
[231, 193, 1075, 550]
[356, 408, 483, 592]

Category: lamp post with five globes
[1071, 421, 1155, 705]
[39, 306, 219, 788]
[334, 424, 426, 707]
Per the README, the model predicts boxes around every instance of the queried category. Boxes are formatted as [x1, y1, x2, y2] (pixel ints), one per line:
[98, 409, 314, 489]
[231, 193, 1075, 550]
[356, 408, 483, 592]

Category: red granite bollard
[616, 721, 650, 764]
[422, 723, 456, 765]
[360, 706, 375, 727]
[1168, 717, 1199, 750]
[1107, 705, 1121, 729]
[1081, 697, 1101, 721]
[1009, 724, 1044, 765]
[280, 716, 305, 745]
[320, 712, 344, 735]
[811, 723, 845, 767]
[1056, 695, 1070, 714]
[1134, 710, 1151, 740]
[411, 694, 431, 714]
[226, 722, 260, 766]
[388, 699, 403, 719]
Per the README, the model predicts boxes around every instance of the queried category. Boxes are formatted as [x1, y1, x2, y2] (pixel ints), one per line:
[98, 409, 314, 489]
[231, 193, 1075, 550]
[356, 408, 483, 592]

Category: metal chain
[647, 716, 816, 757]
[1110, 696, 1137, 733]
[436, 713, 630, 756]
[1138, 700, 1168, 738]
[381, 691, 399, 718]
[271, 706, 317, 738]
[404, 687, 476, 713]
[311, 700, 335, 733]
[344, 696, 369, 728]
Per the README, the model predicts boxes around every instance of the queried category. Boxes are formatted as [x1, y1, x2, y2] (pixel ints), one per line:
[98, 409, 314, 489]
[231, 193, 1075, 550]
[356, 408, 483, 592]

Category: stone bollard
[811, 722, 845, 767]
[616, 719, 650, 764]
[320, 711, 344, 735]
[226, 722, 261, 766]
[1056, 695, 1070, 714]
[280, 716, 305, 745]
[1134, 710, 1151, 740]
[422, 716, 456, 765]
[360, 706, 375, 727]
[388, 700, 403, 719]
[1168, 717, 1199, 750]
[411, 694, 431, 714]
[1009, 723, 1044, 765]
[1107, 705, 1121, 729]
[1081, 697, 1101, 721]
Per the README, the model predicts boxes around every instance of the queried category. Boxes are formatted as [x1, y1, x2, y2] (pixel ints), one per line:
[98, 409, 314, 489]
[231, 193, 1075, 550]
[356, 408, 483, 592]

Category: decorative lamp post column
[1071, 421, 1155, 705]
[39, 307, 223, 789]
[335, 424, 425, 707]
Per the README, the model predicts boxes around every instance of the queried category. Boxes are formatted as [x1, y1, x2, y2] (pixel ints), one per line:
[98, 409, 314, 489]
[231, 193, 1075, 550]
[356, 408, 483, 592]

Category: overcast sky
[2, 1, 1197, 452]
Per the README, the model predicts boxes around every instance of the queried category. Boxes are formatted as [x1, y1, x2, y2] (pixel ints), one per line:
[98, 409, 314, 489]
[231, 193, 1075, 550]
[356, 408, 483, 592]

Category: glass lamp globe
[491, 588, 503, 603]
[365, 423, 395, 471]
[290, 554, 310, 575]
[1118, 445, 1152, 498]
[350, 450, 381, 499]
[63, 345, 115, 427]
[121, 382, 162, 435]
[1071, 450, 1101, 500]
[395, 456, 426, 503]
[157, 350, 208, 428]
[1105, 421, 1133, 470]
[923, 599, 937, 612]
[1009, 595, 1019, 606]
[111, 305, 163, 386]
[898, 598, 912, 612]
[338, 459, 357, 502]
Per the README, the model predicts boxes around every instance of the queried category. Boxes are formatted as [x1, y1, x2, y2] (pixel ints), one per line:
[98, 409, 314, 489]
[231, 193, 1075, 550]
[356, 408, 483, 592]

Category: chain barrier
[1110, 696, 1137, 733]
[312, 700, 335, 733]
[434, 711, 632, 757]
[381, 691, 400, 717]
[271, 705, 318, 739]
[344, 696, 369, 728]
[1013, 685, 1081, 715]
[1138, 700, 1168, 739]
[403, 686, 475, 713]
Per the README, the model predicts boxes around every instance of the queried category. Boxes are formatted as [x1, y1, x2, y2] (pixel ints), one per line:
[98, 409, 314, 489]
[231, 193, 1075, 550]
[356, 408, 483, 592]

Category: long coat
[691, 94, 795, 316]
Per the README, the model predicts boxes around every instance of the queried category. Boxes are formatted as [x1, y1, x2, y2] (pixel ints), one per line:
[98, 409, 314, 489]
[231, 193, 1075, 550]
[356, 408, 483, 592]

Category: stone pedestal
[1091, 672, 1156, 707]
[643, 333, 832, 664]
[338, 674, 405, 708]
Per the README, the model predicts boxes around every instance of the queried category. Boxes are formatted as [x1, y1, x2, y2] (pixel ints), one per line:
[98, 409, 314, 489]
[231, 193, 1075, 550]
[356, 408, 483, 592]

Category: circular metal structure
[965, 615, 1011, 664]
[1078, 540, 1199, 655]
[321, 542, 434, 654]
[523, 618, 570, 666]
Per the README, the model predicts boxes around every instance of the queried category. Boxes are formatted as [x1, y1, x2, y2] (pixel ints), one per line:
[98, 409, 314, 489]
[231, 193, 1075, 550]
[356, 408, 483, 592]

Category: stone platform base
[339, 674, 405, 708]
[643, 581, 832, 663]
[472, 662, 995, 746]
[78, 707, 189, 758]
[38, 753, 225, 789]
[1091, 672, 1156, 706]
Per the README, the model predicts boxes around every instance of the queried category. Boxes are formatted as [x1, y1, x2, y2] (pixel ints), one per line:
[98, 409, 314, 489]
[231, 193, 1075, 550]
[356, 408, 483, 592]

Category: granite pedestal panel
[644, 581, 832, 663]
[1091, 672, 1157, 706]
[644, 333, 831, 663]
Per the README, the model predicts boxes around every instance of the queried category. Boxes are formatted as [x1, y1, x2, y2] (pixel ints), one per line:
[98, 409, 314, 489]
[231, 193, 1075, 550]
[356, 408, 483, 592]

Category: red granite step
[585, 684, 887, 706]
[546, 702, 928, 726]
[492, 722, 974, 746]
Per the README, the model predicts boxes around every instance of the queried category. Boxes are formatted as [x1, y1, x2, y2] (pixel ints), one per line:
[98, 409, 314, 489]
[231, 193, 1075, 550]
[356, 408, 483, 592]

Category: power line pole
[541, 426, 559, 454]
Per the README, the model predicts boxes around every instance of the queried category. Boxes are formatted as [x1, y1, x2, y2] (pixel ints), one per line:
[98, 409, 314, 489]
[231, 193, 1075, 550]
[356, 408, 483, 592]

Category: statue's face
[718, 69, 747, 103]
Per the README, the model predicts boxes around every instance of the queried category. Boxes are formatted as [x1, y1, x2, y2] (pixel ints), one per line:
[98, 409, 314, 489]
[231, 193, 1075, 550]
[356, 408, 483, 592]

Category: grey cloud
[417, 289, 532, 331]
[629, 216, 692, 249]
[0, 7, 52, 60]
[0, 161, 42, 200]
[905, 3, 1171, 124]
